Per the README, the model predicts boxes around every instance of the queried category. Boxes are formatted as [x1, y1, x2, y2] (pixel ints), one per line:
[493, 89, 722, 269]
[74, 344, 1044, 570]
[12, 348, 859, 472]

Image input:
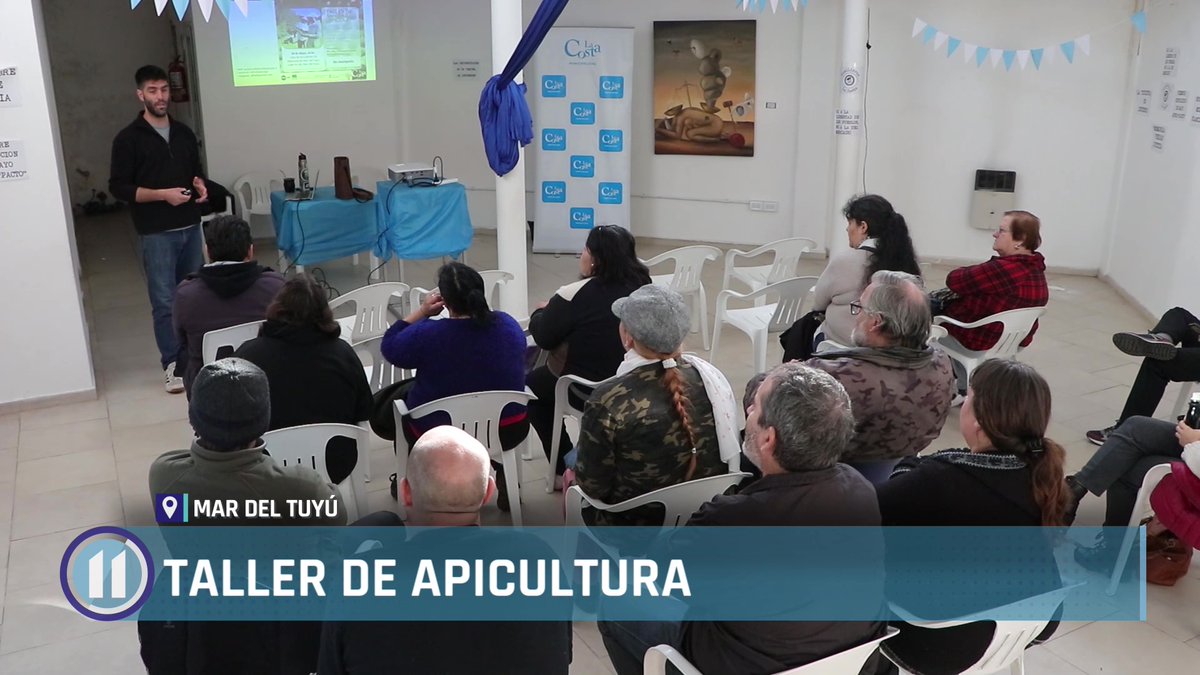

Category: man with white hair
[805, 270, 956, 483]
[318, 426, 572, 674]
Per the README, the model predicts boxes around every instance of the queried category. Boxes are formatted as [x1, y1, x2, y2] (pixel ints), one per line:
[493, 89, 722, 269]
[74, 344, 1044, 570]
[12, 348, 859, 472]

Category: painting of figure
[653, 20, 756, 157]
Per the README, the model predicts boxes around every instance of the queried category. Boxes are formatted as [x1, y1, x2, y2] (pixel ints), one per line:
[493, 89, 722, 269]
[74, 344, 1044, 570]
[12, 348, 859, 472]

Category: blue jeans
[140, 225, 204, 370]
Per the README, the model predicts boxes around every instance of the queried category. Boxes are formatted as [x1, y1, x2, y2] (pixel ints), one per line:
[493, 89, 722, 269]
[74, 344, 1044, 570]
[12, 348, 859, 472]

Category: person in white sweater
[812, 194, 922, 347]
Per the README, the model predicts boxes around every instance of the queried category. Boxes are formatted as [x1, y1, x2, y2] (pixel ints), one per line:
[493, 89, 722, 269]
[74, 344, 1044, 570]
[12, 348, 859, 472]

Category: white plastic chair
[329, 282, 410, 343]
[409, 269, 514, 314]
[262, 423, 371, 522]
[1107, 462, 1174, 595]
[394, 389, 537, 525]
[201, 320, 265, 364]
[711, 276, 819, 373]
[352, 335, 406, 393]
[885, 585, 1075, 675]
[933, 307, 1046, 385]
[643, 246, 722, 350]
[565, 473, 750, 528]
[722, 237, 817, 303]
[645, 626, 898, 675]
[544, 373, 615, 492]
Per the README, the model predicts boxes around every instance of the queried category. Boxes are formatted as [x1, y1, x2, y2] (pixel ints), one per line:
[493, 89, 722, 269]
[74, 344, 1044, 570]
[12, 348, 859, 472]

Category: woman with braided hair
[574, 285, 742, 526]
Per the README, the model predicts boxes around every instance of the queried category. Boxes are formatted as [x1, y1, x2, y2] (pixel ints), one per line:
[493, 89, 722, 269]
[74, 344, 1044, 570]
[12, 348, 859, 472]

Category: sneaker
[1112, 332, 1177, 360]
[950, 392, 966, 408]
[164, 363, 184, 394]
[1074, 534, 1135, 578]
[1086, 425, 1116, 446]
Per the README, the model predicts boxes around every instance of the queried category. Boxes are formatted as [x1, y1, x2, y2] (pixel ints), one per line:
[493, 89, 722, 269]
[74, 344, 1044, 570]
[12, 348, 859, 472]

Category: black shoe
[1064, 475, 1088, 525]
[389, 473, 398, 501]
[494, 465, 511, 513]
[1074, 534, 1135, 578]
[1112, 332, 1178, 360]
[1086, 425, 1116, 446]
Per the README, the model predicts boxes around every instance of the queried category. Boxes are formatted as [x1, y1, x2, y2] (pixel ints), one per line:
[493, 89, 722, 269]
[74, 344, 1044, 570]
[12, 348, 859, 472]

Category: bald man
[319, 426, 573, 675]
[804, 270, 956, 483]
[401, 426, 496, 526]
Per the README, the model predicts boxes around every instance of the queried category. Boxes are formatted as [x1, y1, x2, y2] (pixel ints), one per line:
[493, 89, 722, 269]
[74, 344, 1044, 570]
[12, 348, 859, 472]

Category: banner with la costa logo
[531, 27, 634, 253]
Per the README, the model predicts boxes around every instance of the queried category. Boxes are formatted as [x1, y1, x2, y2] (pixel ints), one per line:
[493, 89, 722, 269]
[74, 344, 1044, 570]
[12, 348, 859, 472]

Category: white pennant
[233, 0, 249, 16]
[912, 18, 927, 39]
[196, 0, 213, 21]
[934, 31, 948, 50]
[1017, 50, 1030, 70]
[963, 42, 977, 64]
[1076, 34, 1091, 56]
[1044, 44, 1057, 65]
[154, 0, 169, 15]
[989, 49, 1003, 68]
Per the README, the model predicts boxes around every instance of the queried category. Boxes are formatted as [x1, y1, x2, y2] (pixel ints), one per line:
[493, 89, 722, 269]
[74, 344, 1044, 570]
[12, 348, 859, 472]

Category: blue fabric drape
[479, 0, 571, 176]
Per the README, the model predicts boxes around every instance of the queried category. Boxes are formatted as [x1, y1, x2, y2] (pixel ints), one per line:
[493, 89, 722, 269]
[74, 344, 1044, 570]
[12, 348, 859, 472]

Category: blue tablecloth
[373, 181, 473, 261]
[270, 186, 379, 266]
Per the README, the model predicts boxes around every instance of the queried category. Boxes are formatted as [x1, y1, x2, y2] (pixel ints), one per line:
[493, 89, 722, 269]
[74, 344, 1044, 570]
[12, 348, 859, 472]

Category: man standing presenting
[110, 65, 208, 393]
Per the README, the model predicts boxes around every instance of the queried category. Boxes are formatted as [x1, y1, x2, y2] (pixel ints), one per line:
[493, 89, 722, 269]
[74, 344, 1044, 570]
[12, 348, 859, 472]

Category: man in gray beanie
[148, 357, 347, 525]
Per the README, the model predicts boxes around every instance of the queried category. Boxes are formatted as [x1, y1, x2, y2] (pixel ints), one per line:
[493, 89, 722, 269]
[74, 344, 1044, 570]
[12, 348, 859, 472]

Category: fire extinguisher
[168, 57, 190, 103]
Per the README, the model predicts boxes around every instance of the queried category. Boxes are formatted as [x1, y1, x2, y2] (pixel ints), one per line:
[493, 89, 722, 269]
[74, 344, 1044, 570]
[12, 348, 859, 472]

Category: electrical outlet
[765, 102, 777, 109]
[762, 201, 779, 213]
[749, 201, 764, 212]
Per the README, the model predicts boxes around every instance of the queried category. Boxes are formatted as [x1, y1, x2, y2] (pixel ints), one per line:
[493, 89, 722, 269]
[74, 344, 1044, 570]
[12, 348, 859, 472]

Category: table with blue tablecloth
[270, 186, 380, 268]
[373, 181, 473, 262]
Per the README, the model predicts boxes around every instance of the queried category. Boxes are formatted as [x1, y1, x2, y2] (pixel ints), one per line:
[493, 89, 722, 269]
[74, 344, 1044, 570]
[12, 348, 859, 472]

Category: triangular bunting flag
[196, 0, 213, 21]
[1060, 40, 1076, 63]
[947, 37, 961, 58]
[233, 0, 248, 16]
[1002, 50, 1016, 71]
[1076, 35, 1091, 56]
[990, 48, 1003, 68]
[1131, 11, 1147, 34]
[769, 0, 781, 12]
[921, 25, 937, 45]
[912, 18, 928, 39]
[976, 46, 988, 67]
[1031, 48, 1044, 69]
[934, 31, 948, 50]
[215, 0, 231, 17]
[1044, 44, 1057, 65]
[801, 0, 809, 7]
[131, 0, 143, 8]
[963, 42, 977, 64]
[1017, 50, 1030, 70]
[171, 0, 189, 20]
[154, 0, 169, 15]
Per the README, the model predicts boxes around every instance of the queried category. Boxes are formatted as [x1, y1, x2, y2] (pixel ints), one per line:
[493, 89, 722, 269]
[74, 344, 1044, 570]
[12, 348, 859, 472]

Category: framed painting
[653, 20, 756, 157]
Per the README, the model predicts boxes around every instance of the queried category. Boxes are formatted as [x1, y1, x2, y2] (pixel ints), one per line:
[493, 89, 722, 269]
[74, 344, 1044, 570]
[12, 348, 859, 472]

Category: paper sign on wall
[1191, 95, 1200, 126]
[834, 109, 862, 136]
[1173, 90, 1189, 121]
[0, 140, 28, 180]
[453, 60, 480, 79]
[1152, 125, 1166, 153]
[1162, 48, 1179, 77]
[1136, 89, 1151, 115]
[0, 66, 20, 107]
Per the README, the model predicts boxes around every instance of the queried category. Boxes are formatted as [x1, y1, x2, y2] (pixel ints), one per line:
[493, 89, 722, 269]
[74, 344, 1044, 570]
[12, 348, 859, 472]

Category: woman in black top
[527, 225, 651, 483]
[875, 359, 1069, 675]
[235, 275, 373, 483]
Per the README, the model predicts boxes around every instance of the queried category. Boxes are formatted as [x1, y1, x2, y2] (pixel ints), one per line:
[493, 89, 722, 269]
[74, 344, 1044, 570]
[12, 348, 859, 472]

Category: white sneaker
[164, 363, 184, 394]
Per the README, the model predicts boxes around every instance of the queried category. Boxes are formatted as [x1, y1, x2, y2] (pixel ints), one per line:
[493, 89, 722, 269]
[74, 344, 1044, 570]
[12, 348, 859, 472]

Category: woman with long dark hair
[234, 274, 373, 483]
[527, 225, 652, 487]
[875, 358, 1068, 674]
[811, 194, 922, 347]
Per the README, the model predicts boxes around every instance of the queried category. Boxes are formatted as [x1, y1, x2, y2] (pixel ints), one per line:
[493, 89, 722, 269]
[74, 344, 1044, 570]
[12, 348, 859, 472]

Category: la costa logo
[565, 39, 601, 59]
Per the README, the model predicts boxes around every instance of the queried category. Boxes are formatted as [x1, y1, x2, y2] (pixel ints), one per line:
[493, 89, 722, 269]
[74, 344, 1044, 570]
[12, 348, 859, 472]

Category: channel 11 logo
[59, 526, 155, 621]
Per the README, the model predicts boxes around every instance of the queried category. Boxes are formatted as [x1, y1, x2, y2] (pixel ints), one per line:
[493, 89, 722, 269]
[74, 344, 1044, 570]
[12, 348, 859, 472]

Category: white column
[828, 0, 869, 255]
[491, 0, 530, 320]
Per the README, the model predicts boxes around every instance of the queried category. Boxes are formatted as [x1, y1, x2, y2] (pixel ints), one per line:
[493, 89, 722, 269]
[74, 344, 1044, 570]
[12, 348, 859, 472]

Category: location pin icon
[162, 496, 178, 520]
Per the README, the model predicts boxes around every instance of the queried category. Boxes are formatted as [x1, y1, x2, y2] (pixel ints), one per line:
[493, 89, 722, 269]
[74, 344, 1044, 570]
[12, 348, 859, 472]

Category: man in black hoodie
[173, 216, 285, 396]
[110, 65, 209, 394]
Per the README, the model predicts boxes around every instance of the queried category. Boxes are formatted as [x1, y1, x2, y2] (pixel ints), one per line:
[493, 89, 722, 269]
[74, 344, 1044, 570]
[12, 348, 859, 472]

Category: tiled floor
[0, 212, 1196, 673]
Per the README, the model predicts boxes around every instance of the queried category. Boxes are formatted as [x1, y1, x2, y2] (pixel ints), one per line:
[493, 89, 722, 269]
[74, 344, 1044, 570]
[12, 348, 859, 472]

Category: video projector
[388, 163, 438, 183]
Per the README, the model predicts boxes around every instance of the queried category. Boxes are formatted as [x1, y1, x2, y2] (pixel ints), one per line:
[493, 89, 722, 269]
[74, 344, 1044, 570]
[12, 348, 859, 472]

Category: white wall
[192, 1, 402, 237]
[1103, 1, 1200, 315]
[0, 0, 95, 406]
[41, 0, 176, 207]
[858, 0, 1134, 272]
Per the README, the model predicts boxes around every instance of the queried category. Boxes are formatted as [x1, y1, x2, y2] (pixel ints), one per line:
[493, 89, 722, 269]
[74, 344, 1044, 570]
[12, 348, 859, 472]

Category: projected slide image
[230, 0, 375, 87]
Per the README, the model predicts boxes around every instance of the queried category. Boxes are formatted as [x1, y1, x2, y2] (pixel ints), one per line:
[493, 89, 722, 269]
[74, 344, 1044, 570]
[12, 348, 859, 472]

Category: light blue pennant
[1060, 40, 1076, 63]
[171, 0, 189, 20]
[1002, 50, 1016, 71]
[1031, 48, 1044, 69]
[975, 46, 988, 67]
[131, 0, 143, 8]
[1130, 11, 1146, 34]
[946, 37, 961, 58]
[921, 25, 937, 44]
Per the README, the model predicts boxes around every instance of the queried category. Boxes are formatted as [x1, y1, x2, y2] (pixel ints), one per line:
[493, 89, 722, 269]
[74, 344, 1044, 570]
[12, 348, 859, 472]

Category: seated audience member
[811, 194, 922, 348]
[600, 362, 883, 675]
[574, 285, 738, 525]
[1069, 415, 1200, 568]
[318, 426, 572, 674]
[738, 372, 769, 482]
[1149, 442, 1200, 552]
[173, 215, 285, 395]
[806, 270, 955, 483]
[376, 262, 527, 503]
[527, 225, 651, 485]
[1085, 307, 1200, 445]
[875, 359, 1067, 675]
[235, 274, 373, 484]
[934, 210, 1048, 359]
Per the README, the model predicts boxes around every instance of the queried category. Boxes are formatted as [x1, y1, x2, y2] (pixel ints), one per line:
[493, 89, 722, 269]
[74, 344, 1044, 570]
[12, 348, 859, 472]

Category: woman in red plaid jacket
[940, 210, 1048, 352]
